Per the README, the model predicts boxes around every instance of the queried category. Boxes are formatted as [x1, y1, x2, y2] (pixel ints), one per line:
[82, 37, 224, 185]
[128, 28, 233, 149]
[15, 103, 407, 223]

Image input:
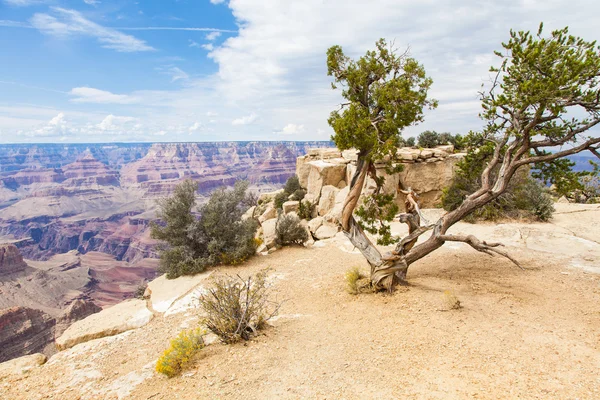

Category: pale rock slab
[282, 200, 299, 214]
[314, 222, 339, 240]
[308, 216, 324, 234]
[0, 353, 46, 378]
[56, 300, 153, 350]
[258, 205, 277, 223]
[262, 218, 278, 249]
[148, 271, 212, 313]
[317, 185, 340, 216]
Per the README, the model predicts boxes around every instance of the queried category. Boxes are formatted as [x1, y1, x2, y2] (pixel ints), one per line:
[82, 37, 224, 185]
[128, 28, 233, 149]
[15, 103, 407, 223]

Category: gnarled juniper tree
[328, 26, 600, 291]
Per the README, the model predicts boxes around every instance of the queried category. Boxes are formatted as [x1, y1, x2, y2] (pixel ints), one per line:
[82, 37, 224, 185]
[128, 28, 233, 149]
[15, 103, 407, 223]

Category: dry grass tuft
[440, 290, 462, 311]
[156, 327, 206, 378]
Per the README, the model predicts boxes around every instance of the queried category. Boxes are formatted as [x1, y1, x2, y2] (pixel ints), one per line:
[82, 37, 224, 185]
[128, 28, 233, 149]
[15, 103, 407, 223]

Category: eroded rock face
[298, 146, 464, 215]
[0, 244, 27, 276]
[0, 307, 56, 363]
[56, 299, 153, 351]
[55, 300, 102, 338]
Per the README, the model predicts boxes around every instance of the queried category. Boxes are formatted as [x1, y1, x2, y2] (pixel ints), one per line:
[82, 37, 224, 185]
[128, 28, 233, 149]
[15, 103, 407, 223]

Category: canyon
[0, 141, 331, 362]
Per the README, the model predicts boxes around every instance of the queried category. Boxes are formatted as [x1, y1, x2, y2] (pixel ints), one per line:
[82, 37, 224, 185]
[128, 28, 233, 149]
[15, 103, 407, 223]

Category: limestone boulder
[436, 144, 454, 153]
[307, 148, 342, 159]
[283, 200, 299, 214]
[420, 149, 434, 159]
[314, 222, 339, 240]
[258, 205, 277, 224]
[0, 353, 46, 378]
[341, 149, 359, 161]
[397, 156, 459, 207]
[296, 155, 311, 189]
[307, 216, 324, 234]
[306, 160, 346, 204]
[324, 185, 349, 223]
[262, 218, 278, 249]
[56, 299, 153, 350]
[317, 185, 340, 216]
[299, 219, 315, 246]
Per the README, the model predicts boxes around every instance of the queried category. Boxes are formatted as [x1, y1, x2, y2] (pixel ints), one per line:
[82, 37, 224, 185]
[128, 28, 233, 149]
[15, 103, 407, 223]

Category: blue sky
[1, 0, 599, 143]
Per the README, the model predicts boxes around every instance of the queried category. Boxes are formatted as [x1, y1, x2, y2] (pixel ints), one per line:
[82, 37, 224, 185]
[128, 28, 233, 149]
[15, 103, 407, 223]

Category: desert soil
[1, 204, 599, 399]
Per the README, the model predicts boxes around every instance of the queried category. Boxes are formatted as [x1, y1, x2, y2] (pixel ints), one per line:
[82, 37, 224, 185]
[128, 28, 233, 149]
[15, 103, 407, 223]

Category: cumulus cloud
[231, 113, 257, 126]
[201, 43, 214, 51]
[19, 112, 70, 139]
[210, 0, 226, 4]
[69, 87, 138, 104]
[30, 7, 154, 52]
[276, 123, 305, 135]
[97, 114, 137, 131]
[205, 31, 221, 41]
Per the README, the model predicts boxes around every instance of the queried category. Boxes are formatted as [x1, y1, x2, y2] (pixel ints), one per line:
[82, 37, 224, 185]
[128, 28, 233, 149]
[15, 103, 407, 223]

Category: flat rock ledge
[0, 353, 46, 378]
[56, 299, 154, 351]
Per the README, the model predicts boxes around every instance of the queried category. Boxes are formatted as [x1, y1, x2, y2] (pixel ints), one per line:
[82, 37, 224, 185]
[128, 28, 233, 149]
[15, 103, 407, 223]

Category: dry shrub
[198, 270, 280, 344]
[440, 290, 462, 311]
[156, 327, 205, 378]
[345, 266, 367, 295]
[275, 213, 308, 246]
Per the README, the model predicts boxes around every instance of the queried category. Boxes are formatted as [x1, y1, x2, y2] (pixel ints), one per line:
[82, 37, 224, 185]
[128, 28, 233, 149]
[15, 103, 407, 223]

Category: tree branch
[439, 234, 524, 270]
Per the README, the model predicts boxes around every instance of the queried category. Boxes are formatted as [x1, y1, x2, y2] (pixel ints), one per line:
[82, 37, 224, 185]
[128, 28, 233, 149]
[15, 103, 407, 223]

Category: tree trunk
[341, 156, 416, 291]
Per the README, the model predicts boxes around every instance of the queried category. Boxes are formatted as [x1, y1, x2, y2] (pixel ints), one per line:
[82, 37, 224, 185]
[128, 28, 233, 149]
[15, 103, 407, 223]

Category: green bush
[156, 328, 205, 378]
[198, 270, 280, 344]
[417, 130, 439, 148]
[441, 149, 555, 222]
[275, 213, 309, 246]
[417, 130, 464, 150]
[405, 137, 416, 147]
[273, 191, 289, 210]
[151, 180, 258, 279]
[283, 175, 302, 195]
[297, 199, 314, 220]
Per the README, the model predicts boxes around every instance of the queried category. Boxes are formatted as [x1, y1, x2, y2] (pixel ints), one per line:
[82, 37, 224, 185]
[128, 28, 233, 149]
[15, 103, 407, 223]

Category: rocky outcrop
[55, 300, 102, 338]
[0, 307, 56, 363]
[297, 145, 464, 215]
[56, 299, 153, 351]
[0, 353, 47, 378]
[0, 244, 27, 276]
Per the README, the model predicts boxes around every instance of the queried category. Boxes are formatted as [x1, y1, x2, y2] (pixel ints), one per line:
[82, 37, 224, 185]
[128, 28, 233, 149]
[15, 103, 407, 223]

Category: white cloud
[188, 122, 203, 133]
[231, 113, 257, 126]
[201, 43, 214, 51]
[69, 87, 138, 104]
[206, 111, 218, 117]
[210, 0, 226, 4]
[189, 39, 201, 48]
[167, 67, 189, 82]
[205, 31, 221, 41]
[97, 114, 137, 131]
[4, 0, 47, 6]
[83, 0, 100, 6]
[30, 7, 154, 52]
[19, 112, 70, 138]
[276, 123, 305, 135]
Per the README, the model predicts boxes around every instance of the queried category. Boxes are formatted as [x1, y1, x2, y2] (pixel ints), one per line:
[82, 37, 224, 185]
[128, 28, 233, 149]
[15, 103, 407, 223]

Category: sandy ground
[1, 203, 599, 399]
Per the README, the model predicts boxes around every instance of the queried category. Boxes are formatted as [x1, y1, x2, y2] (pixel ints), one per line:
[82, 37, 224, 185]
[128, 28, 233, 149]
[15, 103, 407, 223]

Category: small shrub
[198, 270, 280, 344]
[297, 199, 313, 220]
[345, 266, 366, 295]
[275, 213, 308, 246]
[405, 137, 416, 147]
[283, 175, 302, 195]
[440, 290, 461, 311]
[291, 188, 306, 201]
[156, 328, 206, 378]
[134, 280, 148, 299]
[417, 130, 439, 148]
[273, 191, 289, 210]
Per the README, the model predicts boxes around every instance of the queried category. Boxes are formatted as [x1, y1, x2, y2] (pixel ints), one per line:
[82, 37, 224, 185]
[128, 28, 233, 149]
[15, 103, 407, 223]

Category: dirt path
[2, 206, 600, 399]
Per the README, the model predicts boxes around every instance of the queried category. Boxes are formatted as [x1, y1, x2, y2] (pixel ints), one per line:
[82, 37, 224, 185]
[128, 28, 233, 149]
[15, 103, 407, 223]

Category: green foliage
[283, 175, 302, 195]
[327, 38, 437, 162]
[275, 213, 309, 246]
[297, 199, 314, 220]
[405, 137, 416, 147]
[417, 130, 465, 150]
[156, 328, 205, 378]
[533, 157, 599, 203]
[355, 192, 399, 245]
[345, 266, 366, 295]
[327, 39, 435, 245]
[198, 270, 279, 344]
[151, 180, 258, 279]
[417, 130, 440, 148]
[273, 191, 289, 210]
[442, 153, 555, 222]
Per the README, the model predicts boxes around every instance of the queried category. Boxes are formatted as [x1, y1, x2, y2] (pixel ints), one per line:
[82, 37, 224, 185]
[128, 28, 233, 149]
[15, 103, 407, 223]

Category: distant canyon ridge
[0, 141, 332, 311]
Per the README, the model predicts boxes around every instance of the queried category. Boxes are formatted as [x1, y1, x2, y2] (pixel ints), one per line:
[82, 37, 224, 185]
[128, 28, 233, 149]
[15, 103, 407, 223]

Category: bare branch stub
[439, 234, 524, 270]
